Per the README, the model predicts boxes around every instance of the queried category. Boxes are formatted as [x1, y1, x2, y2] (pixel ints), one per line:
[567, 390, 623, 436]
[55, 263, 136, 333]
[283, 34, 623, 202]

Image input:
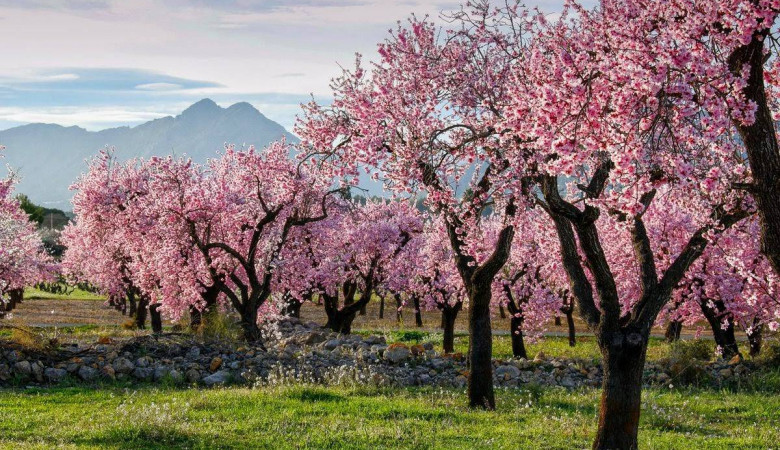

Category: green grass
[373, 331, 671, 362]
[23, 287, 104, 301]
[0, 384, 778, 449]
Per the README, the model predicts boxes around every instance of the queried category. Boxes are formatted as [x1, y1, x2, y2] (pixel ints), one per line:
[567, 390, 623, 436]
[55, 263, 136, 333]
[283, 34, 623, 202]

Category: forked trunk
[467, 284, 494, 410]
[593, 330, 648, 450]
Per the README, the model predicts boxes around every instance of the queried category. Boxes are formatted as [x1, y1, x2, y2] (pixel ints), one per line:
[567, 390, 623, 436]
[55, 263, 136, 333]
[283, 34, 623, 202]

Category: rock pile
[0, 319, 757, 389]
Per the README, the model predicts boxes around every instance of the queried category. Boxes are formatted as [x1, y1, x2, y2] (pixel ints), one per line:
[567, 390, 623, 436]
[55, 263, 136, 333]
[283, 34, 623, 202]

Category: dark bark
[412, 295, 423, 327]
[538, 172, 745, 449]
[378, 294, 385, 319]
[394, 292, 403, 323]
[127, 292, 137, 319]
[554, 316, 562, 326]
[440, 302, 461, 354]
[566, 310, 577, 347]
[135, 295, 148, 330]
[699, 297, 740, 360]
[281, 291, 303, 318]
[593, 330, 647, 450]
[747, 319, 763, 357]
[665, 320, 682, 343]
[505, 293, 527, 359]
[467, 282, 495, 409]
[149, 303, 163, 334]
[728, 30, 780, 276]
[499, 304, 507, 319]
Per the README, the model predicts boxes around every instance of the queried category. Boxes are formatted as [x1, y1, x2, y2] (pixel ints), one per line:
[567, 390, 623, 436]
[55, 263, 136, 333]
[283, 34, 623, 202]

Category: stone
[78, 366, 99, 381]
[13, 361, 32, 376]
[113, 357, 135, 374]
[135, 356, 152, 368]
[533, 351, 546, 362]
[203, 370, 231, 386]
[168, 369, 184, 383]
[44, 368, 67, 383]
[304, 332, 329, 346]
[495, 365, 521, 380]
[210, 357, 223, 372]
[133, 367, 154, 381]
[728, 354, 743, 365]
[102, 365, 116, 380]
[186, 347, 201, 359]
[719, 367, 733, 378]
[323, 339, 343, 351]
[560, 375, 577, 388]
[384, 344, 411, 364]
[185, 368, 201, 383]
[363, 335, 386, 346]
[454, 375, 467, 388]
[410, 344, 425, 357]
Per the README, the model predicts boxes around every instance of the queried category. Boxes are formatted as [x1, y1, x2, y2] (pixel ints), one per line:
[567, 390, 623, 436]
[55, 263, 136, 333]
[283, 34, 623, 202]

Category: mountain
[0, 99, 297, 209]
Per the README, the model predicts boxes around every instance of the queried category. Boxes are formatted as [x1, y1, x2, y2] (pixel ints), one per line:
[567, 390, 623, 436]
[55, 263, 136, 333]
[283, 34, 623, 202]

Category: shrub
[196, 310, 242, 343]
[669, 339, 713, 362]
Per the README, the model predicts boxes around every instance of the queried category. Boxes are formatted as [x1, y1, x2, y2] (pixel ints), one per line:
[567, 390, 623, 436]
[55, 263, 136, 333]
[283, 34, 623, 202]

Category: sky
[0, 0, 579, 132]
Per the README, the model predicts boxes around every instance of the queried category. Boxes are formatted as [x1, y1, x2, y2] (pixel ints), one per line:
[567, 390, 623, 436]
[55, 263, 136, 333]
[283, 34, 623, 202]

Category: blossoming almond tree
[499, 2, 755, 446]
[296, 3, 529, 409]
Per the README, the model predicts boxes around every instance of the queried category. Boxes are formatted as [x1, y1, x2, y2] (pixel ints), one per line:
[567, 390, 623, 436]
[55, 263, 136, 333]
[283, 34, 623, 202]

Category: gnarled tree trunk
[467, 282, 495, 409]
[593, 329, 648, 450]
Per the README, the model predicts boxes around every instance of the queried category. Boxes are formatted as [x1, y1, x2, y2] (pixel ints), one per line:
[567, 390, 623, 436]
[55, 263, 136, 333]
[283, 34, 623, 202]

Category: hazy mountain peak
[0, 100, 297, 208]
[180, 98, 221, 117]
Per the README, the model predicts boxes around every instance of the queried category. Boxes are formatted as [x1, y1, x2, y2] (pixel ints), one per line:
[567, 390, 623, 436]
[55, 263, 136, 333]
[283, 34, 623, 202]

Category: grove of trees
[3, 1, 780, 449]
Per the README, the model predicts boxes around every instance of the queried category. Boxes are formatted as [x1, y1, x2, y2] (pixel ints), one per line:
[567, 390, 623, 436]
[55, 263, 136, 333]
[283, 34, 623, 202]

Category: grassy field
[1, 384, 779, 449]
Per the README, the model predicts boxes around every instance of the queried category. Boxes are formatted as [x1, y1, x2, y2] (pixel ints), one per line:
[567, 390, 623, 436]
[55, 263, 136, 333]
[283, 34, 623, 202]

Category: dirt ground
[5, 294, 725, 339]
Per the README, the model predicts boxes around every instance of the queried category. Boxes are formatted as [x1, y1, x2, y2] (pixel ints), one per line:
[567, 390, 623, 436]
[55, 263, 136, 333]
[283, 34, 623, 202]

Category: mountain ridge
[0, 99, 298, 209]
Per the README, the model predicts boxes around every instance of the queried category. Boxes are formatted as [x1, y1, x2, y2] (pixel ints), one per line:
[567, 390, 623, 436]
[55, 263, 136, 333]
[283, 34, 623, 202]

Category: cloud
[135, 82, 183, 91]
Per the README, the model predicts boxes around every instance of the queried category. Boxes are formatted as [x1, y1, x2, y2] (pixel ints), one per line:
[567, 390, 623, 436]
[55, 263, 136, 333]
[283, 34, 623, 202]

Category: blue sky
[0, 0, 579, 132]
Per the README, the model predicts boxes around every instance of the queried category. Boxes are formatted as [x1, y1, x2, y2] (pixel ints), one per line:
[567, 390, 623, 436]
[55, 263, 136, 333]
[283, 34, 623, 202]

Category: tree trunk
[127, 292, 137, 319]
[566, 310, 576, 347]
[510, 315, 528, 359]
[149, 303, 163, 334]
[359, 304, 367, 316]
[554, 316, 562, 326]
[505, 294, 527, 359]
[499, 304, 506, 319]
[394, 293, 403, 323]
[441, 304, 460, 354]
[728, 31, 780, 276]
[378, 294, 385, 319]
[664, 320, 682, 343]
[699, 298, 740, 360]
[467, 283, 494, 410]
[413, 295, 423, 327]
[747, 320, 763, 357]
[593, 330, 648, 450]
[135, 295, 148, 330]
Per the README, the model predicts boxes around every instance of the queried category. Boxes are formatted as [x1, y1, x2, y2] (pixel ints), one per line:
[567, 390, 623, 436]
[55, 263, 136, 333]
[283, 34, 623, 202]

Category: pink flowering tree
[296, 3, 527, 409]
[61, 150, 161, 330]
[0, 146, 57, 314]
[496, 2, 756, 445]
